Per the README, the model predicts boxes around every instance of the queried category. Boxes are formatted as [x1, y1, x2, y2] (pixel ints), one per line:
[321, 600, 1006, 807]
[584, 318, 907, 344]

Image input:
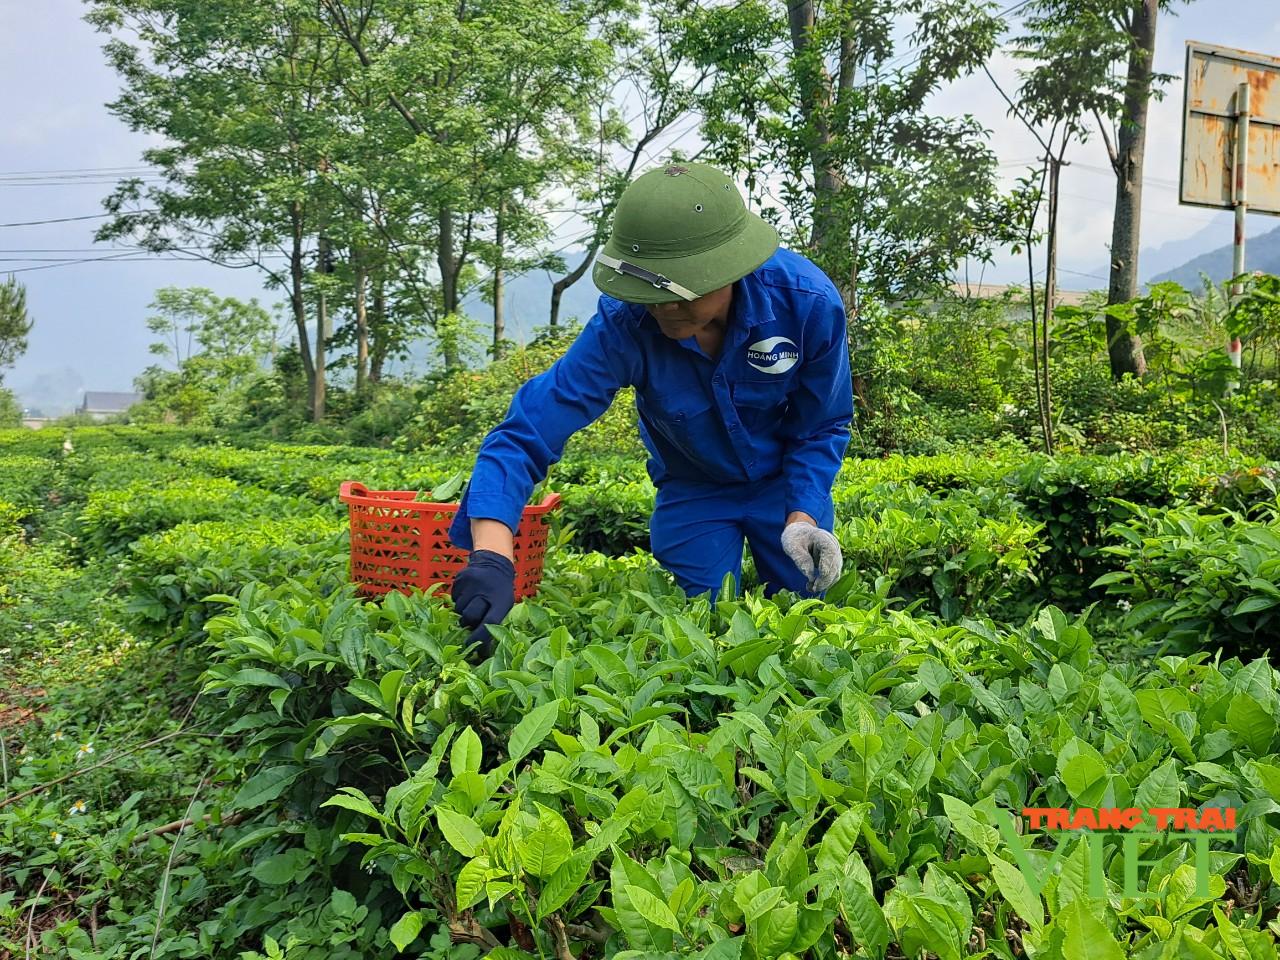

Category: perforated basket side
[341, 486, 560, 600]
[347, 499, 460, 597]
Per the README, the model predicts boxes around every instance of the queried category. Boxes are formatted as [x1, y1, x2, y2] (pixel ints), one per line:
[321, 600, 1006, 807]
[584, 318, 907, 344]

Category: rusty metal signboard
[1180, 41, 1280, 215]
[1181, 41, 1280, 367]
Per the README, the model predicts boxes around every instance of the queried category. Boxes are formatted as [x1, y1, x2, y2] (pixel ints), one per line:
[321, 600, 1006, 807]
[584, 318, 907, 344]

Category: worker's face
[647, 284, 733, 340]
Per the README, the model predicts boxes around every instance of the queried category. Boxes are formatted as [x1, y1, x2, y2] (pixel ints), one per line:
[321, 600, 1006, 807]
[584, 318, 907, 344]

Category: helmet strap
[595, 254, 698, 302]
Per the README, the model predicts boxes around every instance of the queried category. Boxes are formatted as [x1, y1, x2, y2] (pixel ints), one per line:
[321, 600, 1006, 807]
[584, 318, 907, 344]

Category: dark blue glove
[451, 550, 516, 658]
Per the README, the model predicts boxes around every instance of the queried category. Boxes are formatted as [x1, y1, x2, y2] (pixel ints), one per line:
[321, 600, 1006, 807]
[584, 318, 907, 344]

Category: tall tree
[547, 0, 711, 329]
[87, 0, 347, 419]
[686, 0, 1008, 310]
[315, 0, 625, 367]
[0, 276, 33, 377]
[1016, 0, 1183, 380]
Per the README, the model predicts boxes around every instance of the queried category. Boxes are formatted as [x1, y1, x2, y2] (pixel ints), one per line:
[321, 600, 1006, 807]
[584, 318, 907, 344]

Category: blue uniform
[449, 247, 853, 596]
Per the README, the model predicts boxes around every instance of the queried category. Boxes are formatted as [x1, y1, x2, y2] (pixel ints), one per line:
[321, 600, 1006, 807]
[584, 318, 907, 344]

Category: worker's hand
[781, 520, 843, 593]
[451, 550, 516, 658]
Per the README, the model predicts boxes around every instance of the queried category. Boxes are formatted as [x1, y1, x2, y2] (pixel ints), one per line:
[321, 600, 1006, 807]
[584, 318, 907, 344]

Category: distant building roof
[79, 391, 144, 413]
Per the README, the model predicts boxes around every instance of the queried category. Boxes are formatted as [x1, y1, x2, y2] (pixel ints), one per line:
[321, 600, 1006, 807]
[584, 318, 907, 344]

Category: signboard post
[1180, 41, 1280, 367]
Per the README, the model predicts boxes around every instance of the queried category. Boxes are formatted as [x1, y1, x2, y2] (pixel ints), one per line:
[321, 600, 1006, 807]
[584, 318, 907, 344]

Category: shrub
[1095, 503, 1280, 654]
[121, 513, 347, 639]
[0, 454, 58, 513]
[835, 480, 1045, 620]
[201, 563, 1280, 958]
[396, 333, 644, 459]
[74, 477, 310, 559]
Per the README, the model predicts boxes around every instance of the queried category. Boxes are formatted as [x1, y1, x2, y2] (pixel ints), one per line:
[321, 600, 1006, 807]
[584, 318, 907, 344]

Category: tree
[144, 287, 278, 370]
[88, 0, 351, 421]
[1015, 0, 1183, 380]
[0, 277, 27, 430]
[545, 0, 712, 330]
[136, 288, 278, 425]
[0, 276, 32, 378]
[0, 388, 20, 428]
[686, 0, 1008, 310]
[314, 0, 630, 363]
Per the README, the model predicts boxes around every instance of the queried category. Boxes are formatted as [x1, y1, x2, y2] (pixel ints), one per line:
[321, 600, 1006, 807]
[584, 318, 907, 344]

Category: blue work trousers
[649, 472, 835, 598]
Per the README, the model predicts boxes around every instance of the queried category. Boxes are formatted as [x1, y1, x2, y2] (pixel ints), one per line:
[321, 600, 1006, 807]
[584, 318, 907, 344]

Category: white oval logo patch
[746, 336, 799, 374]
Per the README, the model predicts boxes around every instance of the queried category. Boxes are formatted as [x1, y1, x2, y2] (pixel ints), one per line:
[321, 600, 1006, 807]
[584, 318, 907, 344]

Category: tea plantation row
[3, 425, 1280, 958]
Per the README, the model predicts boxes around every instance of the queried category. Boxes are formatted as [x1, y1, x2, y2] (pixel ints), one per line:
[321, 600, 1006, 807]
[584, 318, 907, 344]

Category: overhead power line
[0, 165, 156, 177]
[0, 211, 153, 228]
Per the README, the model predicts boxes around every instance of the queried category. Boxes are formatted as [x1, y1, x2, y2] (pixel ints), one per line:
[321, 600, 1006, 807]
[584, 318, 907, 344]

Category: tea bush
[834, 480, 1045, 620]
[197, 561, 1280, 958]
[73, 477, 313, 559]
[121, 513, 348, 639]
[10, 425, 1280, 960]
[0, 453, 57, 514]
[1094, 503, 1280, 654]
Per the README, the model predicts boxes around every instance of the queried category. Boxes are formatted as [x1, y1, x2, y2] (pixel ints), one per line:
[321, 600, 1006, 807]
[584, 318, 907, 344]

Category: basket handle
[535, 492, 562, 511]
[340, 481, 370, 501]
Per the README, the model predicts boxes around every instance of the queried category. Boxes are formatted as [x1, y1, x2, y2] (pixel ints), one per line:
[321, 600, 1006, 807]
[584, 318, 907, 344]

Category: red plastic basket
[338, 481, 561, 600]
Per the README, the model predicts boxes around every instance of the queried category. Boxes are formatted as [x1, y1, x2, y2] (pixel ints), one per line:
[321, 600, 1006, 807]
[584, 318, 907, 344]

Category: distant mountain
[1149, 223, 1280, 288]
[1135, 216, 1237, 285]
[387, 253, 600, 374]
[1079, 215, 1233, 288]
[460, 251, 601, 346]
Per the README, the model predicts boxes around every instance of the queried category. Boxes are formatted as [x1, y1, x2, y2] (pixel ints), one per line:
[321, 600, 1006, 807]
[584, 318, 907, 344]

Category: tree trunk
[1042, 156, 1063, 455]
[493, 199, 506, 358]
[354, 252, 369, 393]
[369, 274, 387, 384]
[437, 204, 461, 370]
[786, 1, 844, 262]
[289, 201, 316, 417]
[312, 234, 330, 422]
[1104, 0, 1155, 380]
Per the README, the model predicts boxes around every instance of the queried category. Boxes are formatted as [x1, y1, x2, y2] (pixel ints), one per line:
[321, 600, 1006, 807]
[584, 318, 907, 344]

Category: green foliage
[121, 513, 347, 638]
[200, 563, 1280, 957]
[557, 474, 656, 554]
[73, 477, 310, 558]
[835, 480, 1045, 620]
[126, 287, 280, 427]
[1095, 498, 1280, 653]
[689, 0, 1008, 298]
[0, 453, 59, 514]
[0, 274, 33, 375]
[0, 386, 22, 428]
[12, 425, 1280, 960]
[397, 330, 643, 458]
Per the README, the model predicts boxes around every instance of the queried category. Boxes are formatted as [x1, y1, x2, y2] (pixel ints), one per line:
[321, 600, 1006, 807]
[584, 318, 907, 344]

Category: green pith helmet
[592, 162, 779, 305]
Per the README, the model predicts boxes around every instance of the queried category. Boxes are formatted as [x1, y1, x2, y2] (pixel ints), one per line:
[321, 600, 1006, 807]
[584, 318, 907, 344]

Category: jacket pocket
[733, 377, 790, 410]
[642, 386, 714, 425]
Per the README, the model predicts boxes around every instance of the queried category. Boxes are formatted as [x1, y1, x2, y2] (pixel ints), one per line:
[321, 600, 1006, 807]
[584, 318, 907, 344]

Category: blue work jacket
[449, 247, 853, 549]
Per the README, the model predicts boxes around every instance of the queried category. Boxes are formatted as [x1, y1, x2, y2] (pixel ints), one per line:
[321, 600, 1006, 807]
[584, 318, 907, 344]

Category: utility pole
[1229, 81, 1251, 369]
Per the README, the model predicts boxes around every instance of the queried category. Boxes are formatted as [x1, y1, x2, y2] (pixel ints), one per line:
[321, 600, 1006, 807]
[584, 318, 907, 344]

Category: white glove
[780, 522, 843, 592]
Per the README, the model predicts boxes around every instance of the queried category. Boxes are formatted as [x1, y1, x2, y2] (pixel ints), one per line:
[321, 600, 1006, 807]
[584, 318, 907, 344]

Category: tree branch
[549, 915, 578, 960]
[982, 64, 1050, 153]
[1092, 108, 1120, 172]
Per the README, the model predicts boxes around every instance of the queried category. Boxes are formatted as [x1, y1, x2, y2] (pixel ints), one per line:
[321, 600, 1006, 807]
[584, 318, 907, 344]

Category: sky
[2, 0, 1279, 411]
